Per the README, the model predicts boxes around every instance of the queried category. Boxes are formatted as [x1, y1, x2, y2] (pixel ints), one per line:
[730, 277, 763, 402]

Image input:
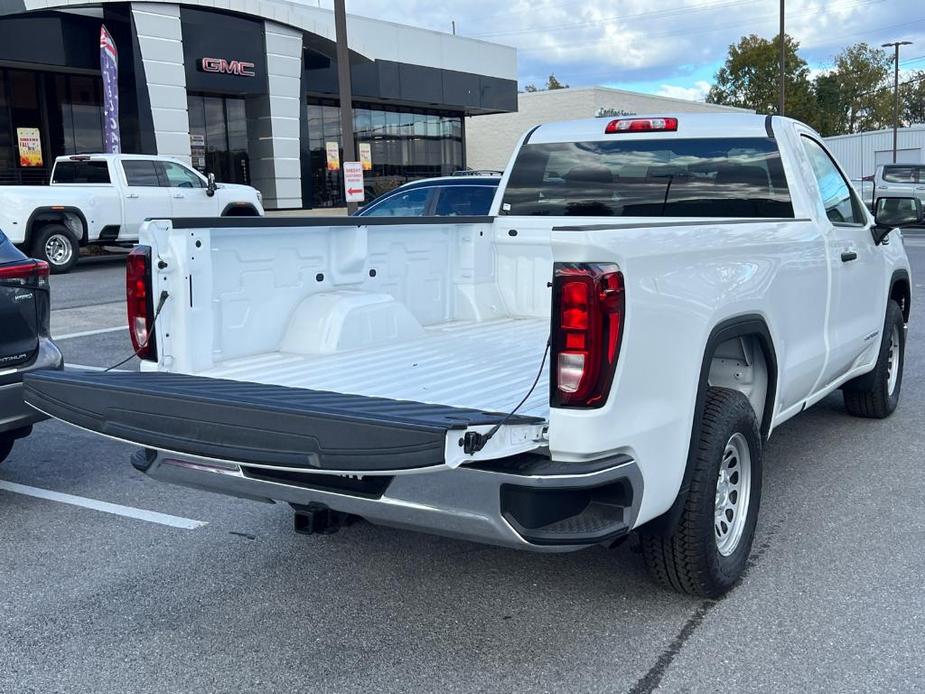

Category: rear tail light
[0, 260, 49, 289]
[551, 263, 625, 408]
[126, 245, 157, 361]
[605, 117, 678, 134]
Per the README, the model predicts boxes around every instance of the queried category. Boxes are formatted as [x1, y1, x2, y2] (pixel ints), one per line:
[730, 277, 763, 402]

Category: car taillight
[605, 117, 678, 134]
[126, 245, 157, 361]
[0, 260, 49, 289]
[551, 263, 625, 408]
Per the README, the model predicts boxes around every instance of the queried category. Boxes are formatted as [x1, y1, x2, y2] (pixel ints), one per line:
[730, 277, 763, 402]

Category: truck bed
[200, 317, 551, 420]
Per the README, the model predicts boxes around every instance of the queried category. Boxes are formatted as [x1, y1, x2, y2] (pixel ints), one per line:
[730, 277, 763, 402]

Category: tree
[901, 72, 925, 124]
[821, 43, 892, 135]
[521, 74, 568, 93]
[545, 74, 568, 90]
[707, 34, 815, 123]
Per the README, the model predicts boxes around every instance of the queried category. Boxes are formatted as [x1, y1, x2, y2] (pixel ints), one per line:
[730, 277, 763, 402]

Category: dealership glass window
[187, 94, 250, 186]
[0, 68, 105, 185]
[0, 71, 12, 183]
[306, 99, 464, 207]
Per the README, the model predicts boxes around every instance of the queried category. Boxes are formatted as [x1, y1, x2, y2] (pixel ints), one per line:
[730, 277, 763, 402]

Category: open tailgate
[22, 370, 545, 471]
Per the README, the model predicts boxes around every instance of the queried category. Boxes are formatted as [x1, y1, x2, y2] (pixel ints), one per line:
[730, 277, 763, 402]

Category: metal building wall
[824, 126, 925, 179]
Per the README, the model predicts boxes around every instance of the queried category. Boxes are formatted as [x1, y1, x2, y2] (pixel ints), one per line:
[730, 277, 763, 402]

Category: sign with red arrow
[344, 161, 365, 203]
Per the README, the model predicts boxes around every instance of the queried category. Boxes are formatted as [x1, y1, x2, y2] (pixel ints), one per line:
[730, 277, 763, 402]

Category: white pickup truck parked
[0, 153, 263, 273]
[23, 114, 916, 596]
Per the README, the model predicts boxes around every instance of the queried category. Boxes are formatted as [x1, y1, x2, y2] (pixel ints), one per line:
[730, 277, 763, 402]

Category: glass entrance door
[187, 94, 250, 185]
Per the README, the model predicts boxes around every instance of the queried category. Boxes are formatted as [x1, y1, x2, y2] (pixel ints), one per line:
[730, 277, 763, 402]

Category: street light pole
[334, 0, 358, 214]
[882, 40, 912, 164]
[779, 0, 785, 116]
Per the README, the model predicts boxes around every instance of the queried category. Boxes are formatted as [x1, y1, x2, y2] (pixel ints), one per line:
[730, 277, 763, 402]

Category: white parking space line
[55, 326, 126, 341]
[0, 480, 208, 530]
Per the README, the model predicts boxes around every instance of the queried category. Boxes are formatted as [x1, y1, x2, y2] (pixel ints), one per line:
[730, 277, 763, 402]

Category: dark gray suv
[0, 231, 62, 464]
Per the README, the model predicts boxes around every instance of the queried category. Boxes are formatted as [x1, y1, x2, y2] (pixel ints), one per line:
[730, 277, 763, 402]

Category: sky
[318, 0, 925, 101]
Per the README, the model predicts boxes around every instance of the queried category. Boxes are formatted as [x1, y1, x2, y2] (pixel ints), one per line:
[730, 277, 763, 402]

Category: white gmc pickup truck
[0, 153, 263, 273]
[23, 114, 917, 596]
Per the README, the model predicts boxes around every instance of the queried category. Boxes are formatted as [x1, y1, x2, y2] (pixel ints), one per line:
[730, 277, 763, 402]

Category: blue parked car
[356, 175, 500, 217]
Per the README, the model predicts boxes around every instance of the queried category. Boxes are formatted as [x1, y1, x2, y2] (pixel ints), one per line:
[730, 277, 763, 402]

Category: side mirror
[873, 196, 922, 244]
[206, 172, 217, 197]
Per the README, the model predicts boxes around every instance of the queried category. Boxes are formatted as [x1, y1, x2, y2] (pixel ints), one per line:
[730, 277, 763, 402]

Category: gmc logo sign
[200, 57, 256, 77]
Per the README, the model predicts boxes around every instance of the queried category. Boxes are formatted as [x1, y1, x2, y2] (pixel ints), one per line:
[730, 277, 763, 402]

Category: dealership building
[0, 0, 516, 208]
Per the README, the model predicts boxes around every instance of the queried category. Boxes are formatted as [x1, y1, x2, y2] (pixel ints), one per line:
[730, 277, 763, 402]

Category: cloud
[656, 80, 713, 101]
[329, 0, 925, 91]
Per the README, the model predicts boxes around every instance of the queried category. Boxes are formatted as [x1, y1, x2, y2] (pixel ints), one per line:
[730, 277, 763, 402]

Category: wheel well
[641, 316, 778, 537]
[221, 203, 260, 217]
[707, 334, 769, 430]
[26, 210, 86, 247]
[890, 277, 911, 323]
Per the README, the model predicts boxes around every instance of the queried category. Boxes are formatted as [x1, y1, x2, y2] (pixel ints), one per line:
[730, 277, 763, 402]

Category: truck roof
[53, 153, 190, 164]
[528, 112, 780, 144]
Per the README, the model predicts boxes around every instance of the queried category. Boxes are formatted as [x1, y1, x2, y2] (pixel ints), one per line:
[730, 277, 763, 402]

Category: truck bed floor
[202, 318, 551, 419]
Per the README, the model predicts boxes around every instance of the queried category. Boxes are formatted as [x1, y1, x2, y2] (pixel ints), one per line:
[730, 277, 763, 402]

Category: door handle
[172, 193, 184, 199]
[126, 193, 139, 199]
[841, 250, 858, 262]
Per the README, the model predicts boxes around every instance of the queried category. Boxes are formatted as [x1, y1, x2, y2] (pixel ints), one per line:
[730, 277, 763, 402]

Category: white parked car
[24, 113, 914, 597]
[0, 154, 264, 273]
[872, 163, 925, 210]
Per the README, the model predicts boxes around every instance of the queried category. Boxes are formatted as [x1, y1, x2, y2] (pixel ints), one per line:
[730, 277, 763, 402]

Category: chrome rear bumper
[136, 450, 643, 551]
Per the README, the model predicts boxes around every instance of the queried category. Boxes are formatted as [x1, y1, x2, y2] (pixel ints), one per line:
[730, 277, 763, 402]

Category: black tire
[0, 433, 14, 465]
[640, 387, 763, 598]
[31, 223, 80, 274]
[843, 300, 905, 419]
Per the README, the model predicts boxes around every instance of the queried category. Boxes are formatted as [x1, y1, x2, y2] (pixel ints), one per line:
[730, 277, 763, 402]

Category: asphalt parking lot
[2, 244, 924, 694]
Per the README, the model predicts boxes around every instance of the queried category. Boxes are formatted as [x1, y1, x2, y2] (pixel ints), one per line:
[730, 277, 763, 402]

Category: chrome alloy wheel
[714, 432, 752, 557]
[44, 233, 74, 267]
[887, 323, 901, 398]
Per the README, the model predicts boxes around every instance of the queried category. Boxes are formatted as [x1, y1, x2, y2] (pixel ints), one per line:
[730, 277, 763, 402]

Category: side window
[434, 186, 497, 216]
[159, 161, 205, 189]
[882, 166, 915, 184]
[801, 137, 864, 225]
[122, 160, 161, 187]
[362, 188, 431, 217]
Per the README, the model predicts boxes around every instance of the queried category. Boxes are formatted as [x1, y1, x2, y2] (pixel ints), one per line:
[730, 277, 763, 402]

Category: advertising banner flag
[100, 25, 121, 153]
[359, 142, 372, 171]
[16, 128, 43, 167]
[325, 141, 340, 171]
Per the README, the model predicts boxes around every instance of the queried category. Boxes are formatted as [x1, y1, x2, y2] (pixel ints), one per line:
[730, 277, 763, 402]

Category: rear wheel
[31, 224, 80, 274]
[843, 300, 905, 418]
[640, 387, 763, 597]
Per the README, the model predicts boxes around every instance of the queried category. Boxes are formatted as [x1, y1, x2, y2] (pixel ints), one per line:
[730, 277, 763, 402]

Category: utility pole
[882, 40, 912, 163]
[778, 0, 785, 116]
[451, 20, 456, 35]
[334, 0, 358, 214]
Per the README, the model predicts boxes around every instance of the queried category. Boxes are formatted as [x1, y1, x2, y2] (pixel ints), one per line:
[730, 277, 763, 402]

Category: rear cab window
[881, 166, 918, 184]
[52, 160, 111, 184]
[500, 137, 793, 218]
